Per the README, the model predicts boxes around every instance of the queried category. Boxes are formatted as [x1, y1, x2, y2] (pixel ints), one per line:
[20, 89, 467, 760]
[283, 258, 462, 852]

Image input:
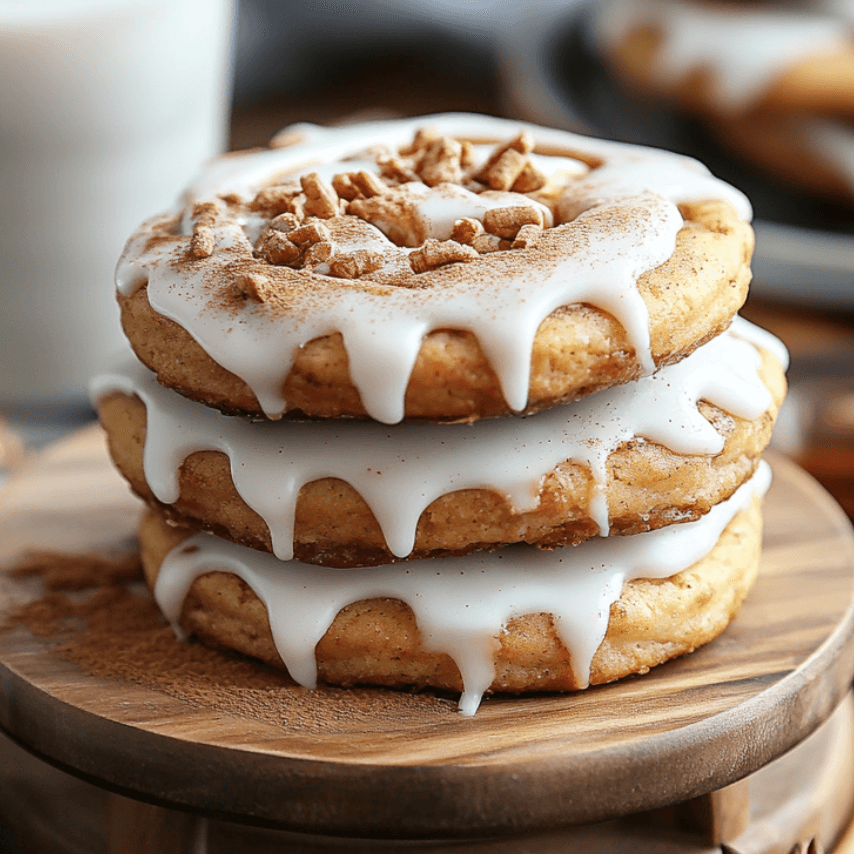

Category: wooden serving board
[1, 426, 853, 839]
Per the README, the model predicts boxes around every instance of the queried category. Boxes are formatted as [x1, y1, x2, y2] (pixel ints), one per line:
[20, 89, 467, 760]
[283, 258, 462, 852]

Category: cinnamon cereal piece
[483, 205, 544, 239]
[481, 149, 529, 191]
[190, 226, 215, 259]
[231, 272, 270, 303]
[512, 161, 547, 193]
[471, 233, 506, 254]
[508, 131, 535, 155]
[460, 141, 476, 170]
[270, 212, 301, 233]
[451, 217, 485, 244]
[301, 172, 339, 219]
[417, 137, 463, 187]
[512, 223, 542, 249]
[329, 249, 384, 279]
[257, 230, 300, 267]
[288, 220, 332, 247]
[351, 170, 387, 198]
[189, 201, 218, 259]
[348, 190, 424, 247]
[477, 131, 537, 190]
[304, 241, 334, 267]
[252, 184, 302, 215]
[409, 239, 478, 273]
[377, 155, 418, 184]
[332, 173, 360, 201]
[289, 197, 307, 221]
[401, 127, 441, 155]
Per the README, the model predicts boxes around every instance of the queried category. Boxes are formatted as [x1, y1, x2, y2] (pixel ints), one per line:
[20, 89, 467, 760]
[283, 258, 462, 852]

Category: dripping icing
[91, 319, 780, 560]
[153, 461, 772, 715]
[115, 114, 751, 423]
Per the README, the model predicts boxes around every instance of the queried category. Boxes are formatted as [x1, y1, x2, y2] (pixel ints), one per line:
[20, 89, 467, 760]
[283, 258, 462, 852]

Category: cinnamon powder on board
[1, 548, 451, 731]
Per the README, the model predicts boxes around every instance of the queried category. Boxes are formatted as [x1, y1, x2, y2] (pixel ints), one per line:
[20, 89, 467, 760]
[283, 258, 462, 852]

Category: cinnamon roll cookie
[592, 0, 854, 206]
[116, 114, 753, 424]
[592, 0, 854, 120]
[138, 464, 768, 714]
[93, 319, 786, 568]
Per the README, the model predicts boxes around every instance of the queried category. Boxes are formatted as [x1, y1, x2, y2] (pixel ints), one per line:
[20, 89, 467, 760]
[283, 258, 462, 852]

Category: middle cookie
[94, 319, 785, 568]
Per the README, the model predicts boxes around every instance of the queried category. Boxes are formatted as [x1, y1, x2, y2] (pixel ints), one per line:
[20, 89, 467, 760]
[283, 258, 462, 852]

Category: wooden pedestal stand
[1, 428, 854, 853]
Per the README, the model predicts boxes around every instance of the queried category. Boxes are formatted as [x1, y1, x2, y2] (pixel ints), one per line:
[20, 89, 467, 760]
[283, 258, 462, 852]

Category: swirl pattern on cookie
[116, 114, 752, 423]
[93, 318, 785, 565]
[144, 463, 770, 715]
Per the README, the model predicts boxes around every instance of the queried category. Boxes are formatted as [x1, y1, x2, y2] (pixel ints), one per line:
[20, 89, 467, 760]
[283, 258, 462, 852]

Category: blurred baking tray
[498, 2, 854, 308]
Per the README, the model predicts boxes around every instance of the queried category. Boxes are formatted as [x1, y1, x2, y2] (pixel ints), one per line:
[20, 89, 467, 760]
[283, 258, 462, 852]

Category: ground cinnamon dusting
[11, 547, 142, 591]
[2, 549, 452, 729]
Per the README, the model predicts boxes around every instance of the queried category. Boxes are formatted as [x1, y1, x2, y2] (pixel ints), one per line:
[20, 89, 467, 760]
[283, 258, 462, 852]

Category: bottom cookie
[139, 466, 768, 714]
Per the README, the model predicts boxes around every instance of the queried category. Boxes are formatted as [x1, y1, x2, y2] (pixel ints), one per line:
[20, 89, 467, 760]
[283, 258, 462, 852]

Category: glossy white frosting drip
[91, 318, 779, 560]
[115, 114, 750, 423]
[593, 0, 850, 112]
[153, 461, 771, 715]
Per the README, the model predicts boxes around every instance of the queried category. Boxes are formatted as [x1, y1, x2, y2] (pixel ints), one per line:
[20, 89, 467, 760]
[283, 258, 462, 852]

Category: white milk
[0, 0, 233, 405]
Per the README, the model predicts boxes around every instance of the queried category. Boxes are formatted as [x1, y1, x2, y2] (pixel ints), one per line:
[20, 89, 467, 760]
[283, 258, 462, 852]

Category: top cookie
[117, 114, 753, 423]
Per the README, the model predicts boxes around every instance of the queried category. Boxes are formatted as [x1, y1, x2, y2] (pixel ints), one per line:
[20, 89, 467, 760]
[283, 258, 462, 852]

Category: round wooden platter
[1, 427, 854, 840]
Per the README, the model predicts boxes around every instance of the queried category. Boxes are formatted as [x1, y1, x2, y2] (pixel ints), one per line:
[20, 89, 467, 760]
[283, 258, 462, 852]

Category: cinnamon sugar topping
[512, 223, 542, 249]
[301, 172, 340, 219]
[350, 170, 388, 198]
[483, 205, 546, 239]
[270, 212, 301, 233]
[451, 217, 485, 244]
[417, 136, 463, 186]
[256, 230, 300, 267]
[329, 249, 384, 279]
[288, 220, 331, 247]
[189, 202, 218, 259]
[232, 272, 270, 303]
[333, 170, 388, 201]
[252, 183, 302, 215]
[409, 239, 479, 273]
[401, 126, 442, 155]
[472, 233, 509, 254]
[240, 126, 576, 284]
[304, 241, 334, 267]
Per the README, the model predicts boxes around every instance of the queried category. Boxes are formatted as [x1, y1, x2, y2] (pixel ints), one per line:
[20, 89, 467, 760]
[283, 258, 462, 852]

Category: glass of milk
[0, 0, 233, 407]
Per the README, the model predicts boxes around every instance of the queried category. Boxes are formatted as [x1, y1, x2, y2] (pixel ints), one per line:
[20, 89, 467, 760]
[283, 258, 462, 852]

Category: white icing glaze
[730, 315, 790, 371]
[593, 0, 850, 112]
[153, 461, 771, 715]
[116, 114, 750, 424]
[91, 320, 779, 560]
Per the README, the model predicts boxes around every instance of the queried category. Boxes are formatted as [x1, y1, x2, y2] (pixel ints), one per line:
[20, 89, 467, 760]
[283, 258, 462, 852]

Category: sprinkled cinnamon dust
[1, 548, 451, 729]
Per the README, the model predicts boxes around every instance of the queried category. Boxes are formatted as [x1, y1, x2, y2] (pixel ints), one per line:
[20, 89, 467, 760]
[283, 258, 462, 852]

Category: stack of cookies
[93, 115, 787, 714]
[592, 0, 854, 207]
